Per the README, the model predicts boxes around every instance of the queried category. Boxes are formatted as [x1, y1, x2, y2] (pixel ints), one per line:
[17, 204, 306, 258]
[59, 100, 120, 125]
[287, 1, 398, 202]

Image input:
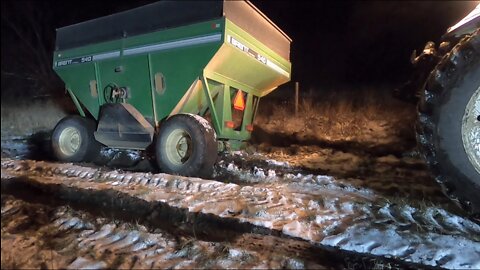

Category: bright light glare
[447, 4, 480, 33]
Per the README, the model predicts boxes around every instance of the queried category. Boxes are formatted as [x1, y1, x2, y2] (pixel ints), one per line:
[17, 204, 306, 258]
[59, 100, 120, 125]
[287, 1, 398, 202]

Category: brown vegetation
[254, 85, 417, 154]
[1, 97, 74, 138]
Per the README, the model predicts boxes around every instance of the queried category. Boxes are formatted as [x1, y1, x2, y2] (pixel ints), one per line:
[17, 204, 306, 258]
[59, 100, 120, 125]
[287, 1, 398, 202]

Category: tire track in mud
[215, 154, 465, 242]
[1, 134, 444, 203]
[2, 158, 479, 269]
[1, 174, 403, 270]
[1, 195, 331, 269]
[1, 134, 448, 205]
[216, 150, 451, 206]
[4, 158, 466, 239]
[0, 180, 408, 270]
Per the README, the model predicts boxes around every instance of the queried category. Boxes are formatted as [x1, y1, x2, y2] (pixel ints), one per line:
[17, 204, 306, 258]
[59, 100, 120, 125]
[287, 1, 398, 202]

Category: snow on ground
[219, 146, 452, 208]
[1, 195, 329, 269]
[2, 156, 479, 269]
[1, 137, 34, 159]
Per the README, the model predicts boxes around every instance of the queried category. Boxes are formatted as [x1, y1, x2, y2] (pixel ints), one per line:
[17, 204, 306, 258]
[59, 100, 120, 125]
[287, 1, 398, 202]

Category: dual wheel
[51, 114, 217, 178]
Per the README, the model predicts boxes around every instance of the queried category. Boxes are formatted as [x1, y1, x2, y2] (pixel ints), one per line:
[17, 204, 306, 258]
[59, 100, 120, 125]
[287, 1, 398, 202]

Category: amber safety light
[233, 90, 245, 111]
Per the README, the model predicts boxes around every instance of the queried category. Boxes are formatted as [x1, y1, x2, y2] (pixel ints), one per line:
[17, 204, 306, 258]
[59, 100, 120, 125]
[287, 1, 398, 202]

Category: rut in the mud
[3, 158, 479, 269]
[1, 133, 450, 207]
[215, 149, 452, 209]
[2, 133, 480, 270]
[2, 177, 421, 270]
[0, 133, 444, 201]
[1, 195, 336, 269]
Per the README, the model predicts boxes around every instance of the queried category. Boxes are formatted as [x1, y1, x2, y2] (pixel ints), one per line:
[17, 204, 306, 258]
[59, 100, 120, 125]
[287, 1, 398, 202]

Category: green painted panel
[53, 19, 224, 67]
[97, 56, 154, 121]
[55, 64, 99, 118]
[149, 42, 221, 122]
[53, 19, 225, 123]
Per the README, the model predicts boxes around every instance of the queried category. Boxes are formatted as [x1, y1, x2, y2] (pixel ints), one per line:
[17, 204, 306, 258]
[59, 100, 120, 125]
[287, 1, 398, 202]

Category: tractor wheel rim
[59, 127, 81, 156]
[165, 129, 192, 166]
[462, 86, 480, 174]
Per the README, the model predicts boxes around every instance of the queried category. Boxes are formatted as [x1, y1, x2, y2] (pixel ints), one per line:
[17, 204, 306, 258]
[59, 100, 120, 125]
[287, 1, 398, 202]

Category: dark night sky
[251, 1, 477, 88]
[1, 0, 478, 97]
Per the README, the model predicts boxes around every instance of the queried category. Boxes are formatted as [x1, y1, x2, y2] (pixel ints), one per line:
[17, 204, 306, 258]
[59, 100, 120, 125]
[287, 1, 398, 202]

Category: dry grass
[1, 97, 75, 138]
[0, 84, 416, 153]
[255, 85, 416, 150]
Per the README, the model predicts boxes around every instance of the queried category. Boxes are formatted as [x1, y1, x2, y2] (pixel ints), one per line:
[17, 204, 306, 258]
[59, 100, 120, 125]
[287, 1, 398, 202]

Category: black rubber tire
[156, 114, 218, 178]
[51, 115, 100, 162]
[417, 31, 480, 215]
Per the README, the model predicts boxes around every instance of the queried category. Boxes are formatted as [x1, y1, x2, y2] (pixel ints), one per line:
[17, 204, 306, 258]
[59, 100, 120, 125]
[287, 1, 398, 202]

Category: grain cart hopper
[51, 0, 291, 177]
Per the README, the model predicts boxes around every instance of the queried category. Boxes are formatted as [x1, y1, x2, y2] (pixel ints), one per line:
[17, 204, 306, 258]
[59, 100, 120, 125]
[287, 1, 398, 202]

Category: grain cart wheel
[52, 115, 100, 162]
[156, 114, 217, 178]
[417, 31, 480, 215]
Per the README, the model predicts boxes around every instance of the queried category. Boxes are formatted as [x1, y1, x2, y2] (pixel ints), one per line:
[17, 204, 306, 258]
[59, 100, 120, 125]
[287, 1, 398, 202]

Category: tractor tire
[52, 115, 100, 162]
[417, 30, 480, 216]
[156, 114, 218, 178]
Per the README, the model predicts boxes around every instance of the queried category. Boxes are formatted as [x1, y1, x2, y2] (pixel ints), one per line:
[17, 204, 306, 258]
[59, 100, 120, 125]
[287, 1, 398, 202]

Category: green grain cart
[51, 0, 291, 177]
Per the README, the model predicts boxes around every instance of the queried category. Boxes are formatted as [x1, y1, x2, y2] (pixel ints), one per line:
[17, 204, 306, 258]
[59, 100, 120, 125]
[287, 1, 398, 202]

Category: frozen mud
[219, 146, 447, 204]
[2, 157, 479, 269]
[1, 195, 331, 269]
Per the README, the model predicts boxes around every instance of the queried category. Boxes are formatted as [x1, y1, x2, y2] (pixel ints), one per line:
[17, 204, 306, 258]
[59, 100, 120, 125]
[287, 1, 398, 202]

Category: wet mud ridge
[1, 195, 334, 269]
[216, 150, 451, 207]
[2, 159, 479, 269]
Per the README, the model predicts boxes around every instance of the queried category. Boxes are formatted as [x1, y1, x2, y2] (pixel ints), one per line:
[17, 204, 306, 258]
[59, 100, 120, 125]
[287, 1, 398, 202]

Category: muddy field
[2, 134, 480, 269]
[1, 95, 480, 269]
[2, 194, 337, 269]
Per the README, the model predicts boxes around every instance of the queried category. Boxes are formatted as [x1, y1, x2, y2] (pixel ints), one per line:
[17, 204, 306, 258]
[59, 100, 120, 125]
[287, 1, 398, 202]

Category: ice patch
[231, 151, 244, 156]
[228, 248, 244, 259]
[322, 224, 480, 269]
[267, 169, 276, 178]
[126, 150, 141, 160]
[79, 229, 95, 238]
[1, 138, 31, 159]
[253, 167, 265, 178]
[226, 162, 238, 172]
[431, 208, 480, 235]
[340, 202, 355, 214]
[315, 215, 336, 225]
[106, 230, 141, 251]
[99, 147, 116, 157]
[58, 217, 93, 230]
[265, 159, 290, 167]
[399, 205, 418, 224]
[315, 175, 334, 183]
[82, 224, 116, 242]
[67, 257, 107, 270]
[287, 258, 305, 269]
[94, 231, 126, 248]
